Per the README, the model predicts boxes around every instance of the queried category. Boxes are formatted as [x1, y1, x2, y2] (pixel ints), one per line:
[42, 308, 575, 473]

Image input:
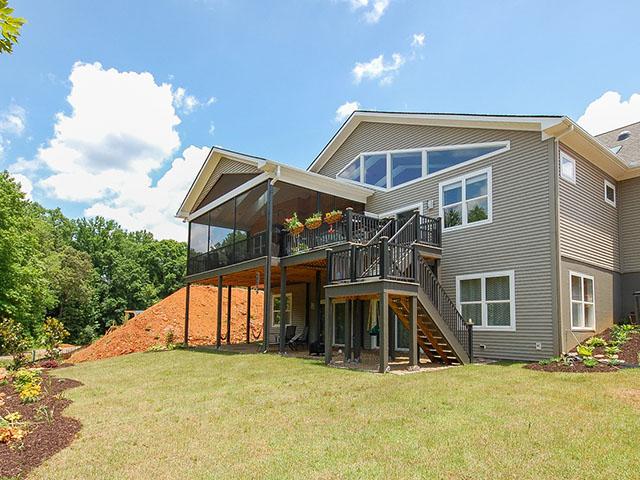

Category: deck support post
[344, 300, 352, 361]
[409, 295, 418, 367]
[226, 285, 232, 344]
[324, 296, 333, 364]
[315, 270, 322, 344]
[262, 181, 274, 353]
[183, 283, 191, 347]
[389, 305, 396, 361]
[246, 287, 251, 343]
[379, 292, 389, 373]
[279, 266, 288, 354]
[216, 276, 223, 349]
[353, 300, 362, 362]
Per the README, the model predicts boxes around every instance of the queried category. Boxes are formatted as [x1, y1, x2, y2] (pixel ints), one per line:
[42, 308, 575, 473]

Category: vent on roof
[617, 130, 631, 141]
[610, 145, 623, 154]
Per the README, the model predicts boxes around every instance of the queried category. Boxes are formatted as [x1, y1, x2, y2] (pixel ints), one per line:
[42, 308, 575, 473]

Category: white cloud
[578, 91, 640, 135]
[10, 173, 33, 199]
[353, 53, 405, 85]
[208, 122, 216, 135]
[345, 0, 390, 23]
[411, 33, 425, 48]
[335, 101, 360, 122]
[34, 61, 211, 240]
[0, 103, 26, 159]
[173, 87, 216, 115]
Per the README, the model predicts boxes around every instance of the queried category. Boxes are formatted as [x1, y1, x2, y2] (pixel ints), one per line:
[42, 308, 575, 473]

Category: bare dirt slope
[69, 286, 264, 363]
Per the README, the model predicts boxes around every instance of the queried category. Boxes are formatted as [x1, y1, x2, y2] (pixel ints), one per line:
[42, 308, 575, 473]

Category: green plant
[582, 357, 599, 368]
[165, 329, 175, 348]
[0, 317, 30, 370]
[18, 381, 41, 403]
[605, 345, 620, 356]
[0, 0, 26, 54]
[34, 405, 54, 423]
[283, 213, 304, 234]
[304, 212, 322, 229]
[444, 208, 462, 228]
[146, 344, 165, 352]
[608, 358, 621, 367]
[41, 317, 69, 360]
[585, 336, 606, 348]
[12, 368, 40, 389]
[467, 204, 488, 223]
[576, 344, 594, 357]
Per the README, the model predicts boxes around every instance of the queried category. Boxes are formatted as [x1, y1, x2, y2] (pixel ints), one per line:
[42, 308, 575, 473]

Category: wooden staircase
[389, 295, 462, 365]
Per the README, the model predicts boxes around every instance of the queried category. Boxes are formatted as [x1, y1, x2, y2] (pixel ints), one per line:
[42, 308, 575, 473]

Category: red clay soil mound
[69, 286, 264, 363]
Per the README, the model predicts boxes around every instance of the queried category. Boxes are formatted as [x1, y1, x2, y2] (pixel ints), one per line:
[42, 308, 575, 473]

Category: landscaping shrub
[0, 317, 30, 370]
[40, 317, 69, 359]
[585, 336, 606, 348]
[576, 344, 594, 357]
[582, 357, 599, 368]
[12, 368, 43, 403]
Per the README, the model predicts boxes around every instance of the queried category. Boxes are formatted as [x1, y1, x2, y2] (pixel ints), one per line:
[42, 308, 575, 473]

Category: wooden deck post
[262, 181, 274, 353]
[324, 296, 333, 364]
[315, 270, 322, 343]
[226, 285, 232, 344]
[344, 300, 352, 361]
[389, 308, 396, 361]
[246, 287, 251, 343]
[409, 295, 418, 367]
[353, 300, 362, 361]
[216, 276, 223, 349]
[379, 292, 389, 373]
[183, 283, 191, 347]
[279, 266, 287, 353]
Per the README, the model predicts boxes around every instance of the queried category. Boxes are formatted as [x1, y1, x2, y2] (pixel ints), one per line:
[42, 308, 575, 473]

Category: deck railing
[187, 232, 269, 275]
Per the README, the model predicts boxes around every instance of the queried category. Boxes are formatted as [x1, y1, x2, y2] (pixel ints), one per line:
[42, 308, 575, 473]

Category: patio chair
[288, 325, 308, 351]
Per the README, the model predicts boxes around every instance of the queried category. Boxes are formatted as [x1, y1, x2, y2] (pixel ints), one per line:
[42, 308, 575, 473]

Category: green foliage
[582, 357, 599, 368]
[0, 0, 25, 54]
[604, 345, 621, 356]
[585, 336, 606, 348]
[165, 329, 175, 348]
[0, 317, 30, 369]
[467, 204, 488, 223]
[40, 317, 69, 359]
[444, 208, 462, 228]
[576, 344, 594, 357]
[13, 368, 42, 403]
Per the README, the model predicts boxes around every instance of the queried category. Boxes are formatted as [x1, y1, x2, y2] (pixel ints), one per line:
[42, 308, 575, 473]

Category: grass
[31, 350, 640, 479]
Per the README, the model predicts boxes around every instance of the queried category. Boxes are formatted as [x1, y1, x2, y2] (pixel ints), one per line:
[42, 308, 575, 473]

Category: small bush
[585, 336, 606, 348]
[165, 329, 175, 348]
[582, 357, 599, 368]
[18, 382, 41, 403]
[576, 344, 594, 357]
[41, 317, 69, 360]
[0, 317, 30, 370]
[13, 368, 43, 403]
[605, 345, 621, 356]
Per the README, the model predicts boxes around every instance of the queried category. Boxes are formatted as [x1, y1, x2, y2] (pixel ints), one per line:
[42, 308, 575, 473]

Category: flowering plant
[324, 210, 343, 225]
[304, 212, 322, 230]
[284, 213, 304, 235]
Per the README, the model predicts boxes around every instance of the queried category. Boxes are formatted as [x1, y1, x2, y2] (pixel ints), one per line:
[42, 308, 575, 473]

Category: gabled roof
[176, 146, 374, 219]
[306, 110, 640, 181]
[595, 121, 640, 168]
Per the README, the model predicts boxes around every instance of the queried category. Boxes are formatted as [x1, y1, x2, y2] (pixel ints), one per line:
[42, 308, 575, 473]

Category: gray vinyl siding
[192, 157, 260, 212]
[318, 122, 556, 361]
[560, 258, 621, 351]
[558, 147, 621, 272]
[619, 177, 640, 273]
[270, 283, 308, 344]
[622, 272, 640, 317]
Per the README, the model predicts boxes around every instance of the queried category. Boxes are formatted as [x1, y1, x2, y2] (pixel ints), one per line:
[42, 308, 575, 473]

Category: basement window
[456, 271, 516, 331]
[570, 272, 595, 331]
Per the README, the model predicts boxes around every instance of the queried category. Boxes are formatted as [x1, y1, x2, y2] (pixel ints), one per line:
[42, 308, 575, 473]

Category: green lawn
[32, 350, 640, 479]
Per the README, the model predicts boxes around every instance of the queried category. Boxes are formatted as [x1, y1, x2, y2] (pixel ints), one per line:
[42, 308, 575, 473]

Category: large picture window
[439, 168, 492, 230]
[456, 271, 516, 331]
[337, 142, 508, 190]
[570, 272, 595, 331]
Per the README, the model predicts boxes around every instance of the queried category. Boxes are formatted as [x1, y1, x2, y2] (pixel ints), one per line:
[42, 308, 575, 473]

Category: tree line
[0, 172, 187, 345]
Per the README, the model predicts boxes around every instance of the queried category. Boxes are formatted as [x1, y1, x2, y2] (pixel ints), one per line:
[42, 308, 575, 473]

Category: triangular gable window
[337, 157, 361, 182]
[427, 145, 504, 175]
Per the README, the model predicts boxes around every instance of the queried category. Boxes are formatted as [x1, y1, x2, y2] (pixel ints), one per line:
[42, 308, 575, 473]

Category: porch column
[183, 283, 191, 347]
[262, 181, 274, 353]
[409, 296, 418, 367]
[246, 287, 251, 343]
[389, 310, 396, 361]
[379, 292, 389, 373]
[279, 266, 288, 353]
[324, 296, 333, 364]
[315, 270, 322, 343]
[344, 300, 352, 361]
[226, 285, 232, 344]
[216, 276, 223, 349]
[353, 300, 362, 361]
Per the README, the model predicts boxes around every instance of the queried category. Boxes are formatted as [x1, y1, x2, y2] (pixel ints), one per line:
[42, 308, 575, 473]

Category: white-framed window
[560, 151, 576, 183]
[439, 167, 492, 231]
[272, 293, 292, 328]
[570, 272, 595, 331]
[604, 180, 617, 207]
[456, 270, 516, 331]
[336, 141, 509, 191]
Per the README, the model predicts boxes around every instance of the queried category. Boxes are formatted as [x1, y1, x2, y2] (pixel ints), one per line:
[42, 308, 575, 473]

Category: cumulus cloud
[35, 61, 212, 240]
[353, 53, 405, 85]
[173, 87, 216, 115]
[411, 33, 425, 48]
[346, 0, 390, 23]
[578, 91, 640, 135]
[9, 172, 33, 199]
[335, 101, 361, 122]
[0, 103, 26, 158]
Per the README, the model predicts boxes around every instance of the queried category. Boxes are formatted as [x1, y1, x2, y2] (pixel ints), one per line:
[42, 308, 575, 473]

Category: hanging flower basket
[305, 213, 322, 230]
[324, 209, 343, 225]
[284, 213, 304, 236]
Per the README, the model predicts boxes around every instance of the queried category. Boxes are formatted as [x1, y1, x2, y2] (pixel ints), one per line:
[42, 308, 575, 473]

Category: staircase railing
[418, 259, 472, 360]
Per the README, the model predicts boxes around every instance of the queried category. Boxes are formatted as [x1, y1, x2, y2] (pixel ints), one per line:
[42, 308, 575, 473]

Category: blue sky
[2, 0, 640, 240]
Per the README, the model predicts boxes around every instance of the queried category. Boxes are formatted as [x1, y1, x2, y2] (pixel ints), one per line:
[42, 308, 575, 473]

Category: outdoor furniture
[273, 325, 297, 346]
[308, 339, 324, 355]
[288, 325, 308, 351]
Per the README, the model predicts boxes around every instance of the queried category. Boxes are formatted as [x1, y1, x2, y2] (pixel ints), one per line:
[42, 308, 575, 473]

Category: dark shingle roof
[596, 121, 640, 168]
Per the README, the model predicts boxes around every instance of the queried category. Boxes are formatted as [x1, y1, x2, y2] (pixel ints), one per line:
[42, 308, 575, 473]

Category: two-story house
[176, 112, 640, 372]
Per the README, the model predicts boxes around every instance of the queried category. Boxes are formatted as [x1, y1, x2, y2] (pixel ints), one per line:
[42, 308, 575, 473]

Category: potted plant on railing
[304, 212, 322, 230]
[284, 213, 304, 236]
[324, 209, 343, 234]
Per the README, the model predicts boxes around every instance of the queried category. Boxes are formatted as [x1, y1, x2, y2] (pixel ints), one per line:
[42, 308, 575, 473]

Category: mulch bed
[524, 327, 640, 374]
[0, 369, 82, 478]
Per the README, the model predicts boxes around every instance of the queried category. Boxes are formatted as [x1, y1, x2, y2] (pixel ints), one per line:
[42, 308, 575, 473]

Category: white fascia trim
[335, 141, 509, 193]
[456, 270, 516, 332]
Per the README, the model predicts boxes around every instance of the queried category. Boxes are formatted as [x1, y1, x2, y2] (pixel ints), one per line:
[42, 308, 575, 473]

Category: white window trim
[438, 167, 493, 232]
[604, 180, 617, 208]
[456, 270, 516, 332]
[559, 151, 576, 184]
[335, 141, 509, 192]
[569, 271, 596, 332]
[271, 293, 293, 328]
